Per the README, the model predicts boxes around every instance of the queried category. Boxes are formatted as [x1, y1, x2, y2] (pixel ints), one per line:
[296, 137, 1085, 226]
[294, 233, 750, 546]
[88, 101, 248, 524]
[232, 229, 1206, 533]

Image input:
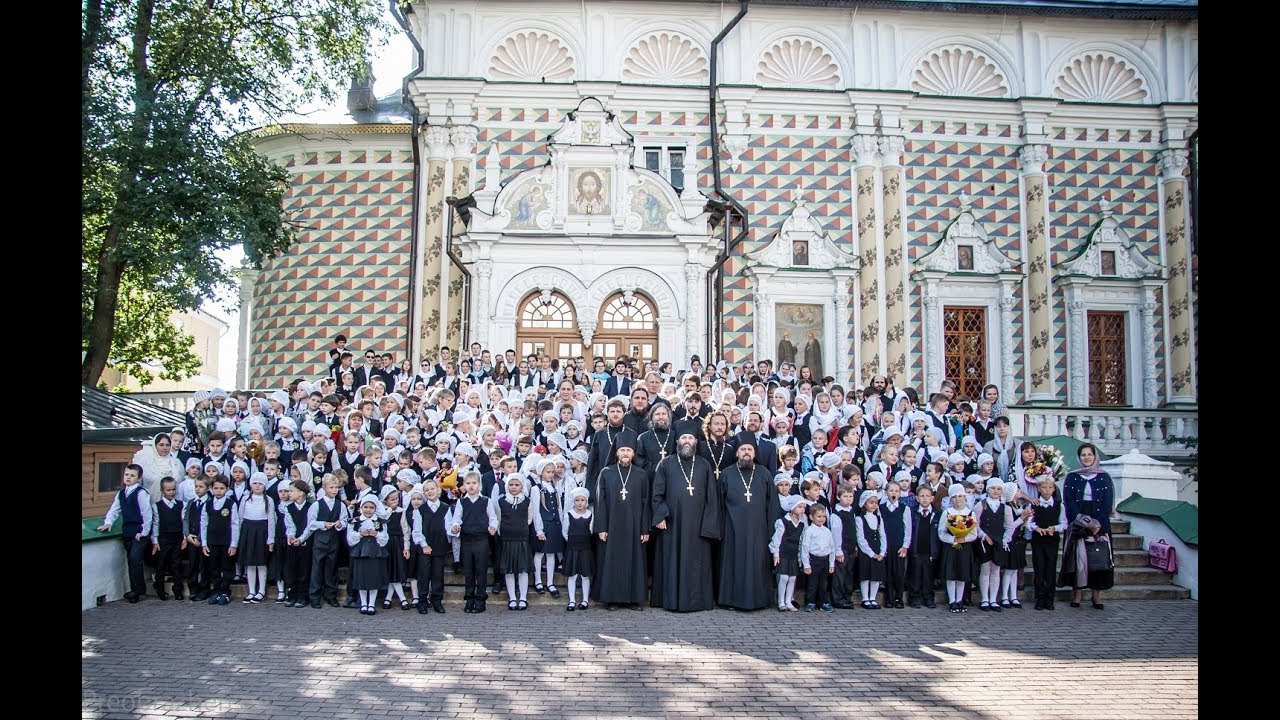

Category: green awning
[83, 517, 120, 543]
[1116, 493, 1198, 546]
[1024, 435, 1110, 468]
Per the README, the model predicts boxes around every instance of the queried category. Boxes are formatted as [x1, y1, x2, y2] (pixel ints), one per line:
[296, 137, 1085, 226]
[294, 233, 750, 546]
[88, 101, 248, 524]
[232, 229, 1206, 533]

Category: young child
[972, 480, 1015, 612]
[496, 474, 545, 611]
[828, 483, 859, 609]
[1000, 481, 1030, 609]
[381, 488, 411, 610]
[1027, 475, 1066, 610]
[347, 498, 389, 615]
[267, 469, 291, 602]
[560, 487, 593, 611]
[411, 479, 451, 615]
[178, 458, 203, 505]
[769, 497, 808, 612]
[300, 475, 347, 608]
[854, 491, 888, 609]
[907, 484, 939, 609]
[447, 470, 498, 613]
[880, 481, 911, 609]
[799, 502, 837, 613]
[199, 475, 240, 605]
[532, 460, 564, 597]
[149, 477, 186, 600]
[939, 483, 978, 613]
[236, 472, 277, 604]
[280, 480, 313, 608]
[183, 477, 210, 601]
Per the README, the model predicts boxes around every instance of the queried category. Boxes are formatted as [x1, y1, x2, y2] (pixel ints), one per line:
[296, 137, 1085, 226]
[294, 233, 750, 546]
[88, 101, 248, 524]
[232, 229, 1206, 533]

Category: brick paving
[82, 597, 1196, 719]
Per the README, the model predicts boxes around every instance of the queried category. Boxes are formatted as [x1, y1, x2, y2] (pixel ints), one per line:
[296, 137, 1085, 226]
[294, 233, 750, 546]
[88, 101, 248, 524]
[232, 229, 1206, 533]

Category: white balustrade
[1011, 406, 1197, 458]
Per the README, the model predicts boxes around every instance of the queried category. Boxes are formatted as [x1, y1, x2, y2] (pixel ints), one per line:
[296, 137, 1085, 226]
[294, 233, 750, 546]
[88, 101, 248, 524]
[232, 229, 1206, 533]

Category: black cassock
[650, 455, 721, 611]
[586, 424, 638, 499]
[593, 462, 651, 605]
[635, 427, 677, 472]
[717, 463, 778, 610]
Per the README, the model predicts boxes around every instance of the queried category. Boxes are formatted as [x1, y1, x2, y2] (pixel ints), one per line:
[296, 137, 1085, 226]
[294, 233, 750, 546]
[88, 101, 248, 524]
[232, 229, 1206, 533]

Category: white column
[684, 263, 702, 362]
[1067, 298, 1087, 407]
[832, 271, 853, 388]
[922, 284, 940, 396]
[425, 125, 452, 351]
[236, 257, 258, 389]
[473, 259, 493, 347]
[999, 282, 1017, 409]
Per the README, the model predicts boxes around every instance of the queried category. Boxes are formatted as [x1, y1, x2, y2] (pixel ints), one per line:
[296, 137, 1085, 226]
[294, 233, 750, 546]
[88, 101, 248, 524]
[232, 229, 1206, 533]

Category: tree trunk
[81, 224, 125, 387]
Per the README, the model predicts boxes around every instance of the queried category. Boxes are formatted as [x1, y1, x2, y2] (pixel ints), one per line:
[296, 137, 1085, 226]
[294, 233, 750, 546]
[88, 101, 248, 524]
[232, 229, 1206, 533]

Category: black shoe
[124, 592, 139, 604]
[311, 600, 322, 609]
[1069, 601, 1081, 608]
[924, 602, 937, 609]
[1092, 602, 1104, 610]
[418, 604, 430, 614]
[382, 599, 392, 610]
[534, 583, 545, 594]
[491, 583, 503, 595]
[463, 601, 474, 614]
[578, 601, 588, 611]
[518, 600, 529, 610]
[153, 586, 168, 601]
[343, 597, 357, 608]
[989, 603, 1002, 613]
[1010, 599, 1023, 609]
[1033, 600, 1044, 610]
[453, 562, 463, 574]
[894, 600, 905, 609]
[605, 603, 618, 611]
[566, 602, 576, 611]
[908, 601, 921, 609]
[628, 603, 643, 611]
[474, 602, 486, 613]
[834, 601, 855, 609]
[548, 586, 560, 598]
[172, 587, 184, 601]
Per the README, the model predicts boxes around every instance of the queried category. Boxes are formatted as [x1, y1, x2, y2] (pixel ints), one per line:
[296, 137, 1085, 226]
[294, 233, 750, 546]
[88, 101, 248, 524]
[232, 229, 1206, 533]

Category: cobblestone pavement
[82, 598, 1197, 719]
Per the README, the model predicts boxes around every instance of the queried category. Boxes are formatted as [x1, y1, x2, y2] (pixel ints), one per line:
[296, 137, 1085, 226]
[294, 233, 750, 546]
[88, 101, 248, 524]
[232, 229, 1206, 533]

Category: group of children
[98, 343, 1075, 616]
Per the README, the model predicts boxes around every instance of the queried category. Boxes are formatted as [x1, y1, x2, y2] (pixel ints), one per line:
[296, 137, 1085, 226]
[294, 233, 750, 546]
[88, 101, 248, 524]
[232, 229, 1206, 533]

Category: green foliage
[81, 0, 389, 386]
[1166, 435, 1198, 482]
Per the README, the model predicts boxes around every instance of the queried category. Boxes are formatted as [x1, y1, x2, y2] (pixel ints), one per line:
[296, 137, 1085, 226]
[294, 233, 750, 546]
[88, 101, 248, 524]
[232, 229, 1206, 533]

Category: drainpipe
[706, 0, 750, 362]
[443, 196, 473, 350]
[389, 0, 424, 361]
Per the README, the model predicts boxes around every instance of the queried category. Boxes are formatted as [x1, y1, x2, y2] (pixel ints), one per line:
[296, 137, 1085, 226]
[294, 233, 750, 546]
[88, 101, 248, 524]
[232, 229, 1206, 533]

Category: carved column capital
[1018, 144, 1049, 174]
[852, 134, 881, 168]
[424, 125, 452, 159]
[1156, 148, 1189, 181]
[877, 135, 904, 167]
[449, 125, 478, 158]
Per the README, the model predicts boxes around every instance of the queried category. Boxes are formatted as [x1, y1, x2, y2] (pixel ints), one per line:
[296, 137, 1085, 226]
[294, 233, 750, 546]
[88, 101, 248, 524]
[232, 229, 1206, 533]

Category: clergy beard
[652, 417, 670, 430]
[619, 458, 631, 467]
[677, 443, 695, 459]
[737, 458, 753, 470]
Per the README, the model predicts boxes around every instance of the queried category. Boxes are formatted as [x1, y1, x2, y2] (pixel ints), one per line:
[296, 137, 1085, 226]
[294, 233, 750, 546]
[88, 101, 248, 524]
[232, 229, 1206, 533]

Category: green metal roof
[83, 516, 119, 543]
[1116, 493, 1198, 546]
[1024, 435, 1111, 466]
[82, 385, 186, 445]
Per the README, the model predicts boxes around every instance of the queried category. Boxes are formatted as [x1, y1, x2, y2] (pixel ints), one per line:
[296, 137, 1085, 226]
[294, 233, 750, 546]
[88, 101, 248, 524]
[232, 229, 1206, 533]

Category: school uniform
[101, 483, 153, 598]
[346, 515, 389, 591]
[149, 496, 186, 598]
[385, 508, 407, 585]
[496, 493, 543, 575]
[799, 521, 836, 607]
[855, 511, 888, 587]
[236, 494, 276, 567]
[411, 498, 452, 610]
[281, 499, 313, 605]
[532, 483, 564, 556]
[939, 508, 978, 581]
[199, 495, 240, 596]
[769, 516, 805, 579]
[300, 494, 347, 605]
[975, 498, 1012, 567]
[1028, 495, 1067, 607]
[881, 500, 912, 606]
[828, 505, 859, 607]
[907, 504, 940, 607]
[447, 493, 498, 610]
[561, 510, 594, 579]
[184, 495, 209, 598]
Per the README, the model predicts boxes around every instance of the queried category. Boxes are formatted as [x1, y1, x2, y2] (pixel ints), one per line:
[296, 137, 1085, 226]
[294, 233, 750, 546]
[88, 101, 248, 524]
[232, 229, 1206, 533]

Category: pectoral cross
[659, 448, 667, 459]
[619, 487, 628, 501]
[744, 489, 752, 502]
[714, 468, 721, 480]
[686, 480, 695, 496]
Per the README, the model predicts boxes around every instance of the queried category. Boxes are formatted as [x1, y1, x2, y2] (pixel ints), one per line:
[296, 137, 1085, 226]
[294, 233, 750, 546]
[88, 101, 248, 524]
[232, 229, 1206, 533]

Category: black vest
[287, 500, 313, 544]
[1032, 500, 1059, 532]
[881, 502, 907, 550]
[155, 500, 184, 539]
[861, 512, 883, 554]
[832, 506, 859, 553]
[312, 497, 344, 546]
[204, 497, 234, 546]
[186, 498, 206, 536]
[565, 513, 592, 550]
[117, 486, 144, 537]
[978, 500, 1005, 542]
[912, 509, 936, 556]
[386, 509, 404, 538]
[777, 518, 803, 559]
[498, 496, 530, 538]
[415, 501, 451, 550]
[458, 495, 490, 536]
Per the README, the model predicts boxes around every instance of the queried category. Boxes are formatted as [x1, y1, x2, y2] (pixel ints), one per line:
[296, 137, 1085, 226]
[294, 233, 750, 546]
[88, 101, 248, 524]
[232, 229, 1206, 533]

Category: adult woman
[132, 432, 185, 499]
[1057, 443, 1115, 610]
[589, 358, 610, 385]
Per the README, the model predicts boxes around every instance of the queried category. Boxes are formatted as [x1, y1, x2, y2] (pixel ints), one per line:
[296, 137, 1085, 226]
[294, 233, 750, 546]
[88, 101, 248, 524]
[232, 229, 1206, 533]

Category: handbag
[1071, 513, 1101, 537]
[1085, 537, 1112, 572]
[1148, 538, 1179, 573]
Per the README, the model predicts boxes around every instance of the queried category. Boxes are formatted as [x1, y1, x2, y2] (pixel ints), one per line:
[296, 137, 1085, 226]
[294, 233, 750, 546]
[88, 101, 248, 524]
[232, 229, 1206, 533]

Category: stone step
[1113, 566, 1178, 585]
[1021, 547, 1149, 567]
[1111, 520, 1130, 534]
[1110, 534, 1143, 550]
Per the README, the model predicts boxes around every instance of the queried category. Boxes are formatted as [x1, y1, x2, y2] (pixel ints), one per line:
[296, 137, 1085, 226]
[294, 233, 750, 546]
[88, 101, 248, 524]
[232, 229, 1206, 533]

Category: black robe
[650, 454, 721, 611]
[635, 426, 677, 473]
[697, 437, 739, 482]
[586, 423, 638, 496]
[716, 462, 778, 610]
[593, 462, 651, 605]
[622, 408, 651, 436]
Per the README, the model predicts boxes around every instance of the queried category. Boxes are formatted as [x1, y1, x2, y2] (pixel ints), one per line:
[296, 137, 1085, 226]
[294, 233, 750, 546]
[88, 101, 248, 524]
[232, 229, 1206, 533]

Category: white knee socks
[359, 589, 372, 608]
[777, 576, 789, 607]
[533, 553, 545, 587]
[518, 572, 529, 601]
[979, 562, 1001, 604]
[409, 578, 419, 602]
[247, 565, 266, 596]
[948, 580, 966, 603]
[387, 582, 405, 601]
[569, 576, 578, 604]
[545, 555, 557, 591]
[1001, 569, 1018, 601]
[784, 575, 797, 605]
[506, 574, 517, 601]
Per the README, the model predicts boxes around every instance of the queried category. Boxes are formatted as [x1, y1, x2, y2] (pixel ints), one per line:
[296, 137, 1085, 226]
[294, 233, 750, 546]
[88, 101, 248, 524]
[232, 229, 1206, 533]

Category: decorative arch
[519, 290, 577, 328]
[583, 267, 683, 324]
[620, 30, 710, 84]
[495, 266, 590, 320]
[752, 28, 851, 89]
[1045, 41, 1162, 104]
[482, 22, 582, 82]
[900, 37, 1021, 98]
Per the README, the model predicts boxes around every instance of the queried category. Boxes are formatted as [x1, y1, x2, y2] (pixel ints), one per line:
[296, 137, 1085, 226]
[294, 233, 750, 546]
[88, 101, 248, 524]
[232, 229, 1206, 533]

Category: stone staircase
[204, 519, 1187, 607]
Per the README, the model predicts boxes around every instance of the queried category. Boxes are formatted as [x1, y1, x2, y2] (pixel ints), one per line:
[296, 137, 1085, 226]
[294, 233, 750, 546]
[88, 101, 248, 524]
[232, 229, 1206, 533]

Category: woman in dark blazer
[1057, 443, 1116, 609]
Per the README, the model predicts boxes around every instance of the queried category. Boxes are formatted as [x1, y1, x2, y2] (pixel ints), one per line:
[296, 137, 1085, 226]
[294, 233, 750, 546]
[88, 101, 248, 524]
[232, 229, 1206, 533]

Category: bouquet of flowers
[945, 513, 976, 548]
[1024, 445, 1068, 484]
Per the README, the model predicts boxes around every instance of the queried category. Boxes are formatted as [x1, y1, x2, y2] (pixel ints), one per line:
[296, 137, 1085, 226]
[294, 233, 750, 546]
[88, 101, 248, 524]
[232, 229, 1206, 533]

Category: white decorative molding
[756, 38, 841, 88]
[583, 267, 682, 326]
[911, 47, 1009, 98]
[746, 200, 861, 271]
[1055, 275, 1159, 408]
[578, 320, 597, 347]
[1053, 52, 1149, 104]
[1018, 144, 1050, 175]
[488, 30, 576, 82]
[623, 32, 708, 84]
[851, 135, 880, 168]
[493, 267, 590, 321]
[915, 194, 1018, 275]
[1060, 199, 1162, 279]
[747, 265, 858, 387]
[1156, 148, 1189, 181]
[449, 125, 478, 158]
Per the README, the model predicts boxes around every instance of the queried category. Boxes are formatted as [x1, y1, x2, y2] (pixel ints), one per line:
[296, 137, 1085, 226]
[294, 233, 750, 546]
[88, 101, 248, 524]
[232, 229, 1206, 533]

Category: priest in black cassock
[697, 411, 739, 481]
[586, 399, 638, 498]
[635, 401, 677, 472]
[716, 442, 778, 611]
[593, 440, 650, 609]
[650, 433, 721, 612]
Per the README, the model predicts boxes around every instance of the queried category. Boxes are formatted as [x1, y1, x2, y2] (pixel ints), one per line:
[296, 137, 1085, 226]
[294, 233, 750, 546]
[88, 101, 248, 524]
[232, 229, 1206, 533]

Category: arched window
[593, 291, 658, 361]
[601, 291, 655, 330]
[517, 291, 581, 359]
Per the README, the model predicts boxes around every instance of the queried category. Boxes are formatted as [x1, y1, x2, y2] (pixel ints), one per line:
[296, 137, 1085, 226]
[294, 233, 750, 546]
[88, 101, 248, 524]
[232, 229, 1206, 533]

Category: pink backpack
[1148, 538, 1178, 573]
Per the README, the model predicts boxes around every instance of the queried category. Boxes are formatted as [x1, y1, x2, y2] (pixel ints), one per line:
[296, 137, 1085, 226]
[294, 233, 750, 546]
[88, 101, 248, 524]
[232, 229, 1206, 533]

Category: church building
[244, 0, 1198, 414]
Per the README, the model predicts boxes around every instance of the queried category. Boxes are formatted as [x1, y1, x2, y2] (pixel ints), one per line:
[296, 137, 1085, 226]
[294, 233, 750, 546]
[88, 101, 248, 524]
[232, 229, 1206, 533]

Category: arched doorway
[517, 290, 583, 359]
[592, 291, 659, 362]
